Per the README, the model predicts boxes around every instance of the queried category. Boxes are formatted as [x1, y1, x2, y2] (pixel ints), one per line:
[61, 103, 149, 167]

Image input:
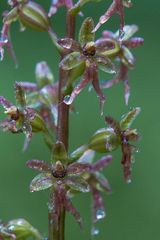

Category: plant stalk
[48, 11, 76, 240]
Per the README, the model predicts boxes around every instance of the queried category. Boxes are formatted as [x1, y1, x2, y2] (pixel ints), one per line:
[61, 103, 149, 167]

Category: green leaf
[30, 173, 53, 192]
[59, 52, 83, 70]
[120, 107, 141, 130]
[79, 17, 95, 46]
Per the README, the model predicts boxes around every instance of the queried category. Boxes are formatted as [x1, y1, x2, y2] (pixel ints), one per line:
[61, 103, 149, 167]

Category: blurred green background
[0, 0, 159, 239]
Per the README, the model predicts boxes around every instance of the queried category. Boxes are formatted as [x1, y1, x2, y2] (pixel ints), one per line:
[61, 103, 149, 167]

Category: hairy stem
[48, 11, 76, 240]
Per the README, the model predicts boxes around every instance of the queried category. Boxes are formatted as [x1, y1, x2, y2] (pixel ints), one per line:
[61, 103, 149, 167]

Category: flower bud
[28, 108, 47, 133]
[89, 128, 120, 153]
[18, 1, 50, 32]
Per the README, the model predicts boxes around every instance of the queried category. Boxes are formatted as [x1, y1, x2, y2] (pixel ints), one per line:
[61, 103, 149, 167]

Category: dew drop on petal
[91, 226, 99, 236]
[96, 209, 106, 220]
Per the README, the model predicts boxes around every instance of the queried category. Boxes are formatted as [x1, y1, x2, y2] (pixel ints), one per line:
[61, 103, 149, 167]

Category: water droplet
[63, 95, 71, 105]
[96, 209, 105, 220]
[136, 149, 140, 153]
[61, 39, 73, 49]
[127, 178, 132, 184]
[91, 226, 99, 236]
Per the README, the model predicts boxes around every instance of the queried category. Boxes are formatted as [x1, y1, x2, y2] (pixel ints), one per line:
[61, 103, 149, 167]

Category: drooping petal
[79, 17, 95, 46]
[26, 159, 51, 172]
[65, 176, 90, 192]
[121, 142, 134, 183]
[14, 82, 26, 109]
[92, 155, 112, 172]
[0, 96, 14, 110]
[51, 141, 68, 163]
[124, 37, 144, 49]
[120, 107, 141, 130]
[67, 162, 90, 175]
[59, 51, 83, 70]
[91, 188, 106, 224]
[63, 67, 91, 105]
[30, 173, 53, 192]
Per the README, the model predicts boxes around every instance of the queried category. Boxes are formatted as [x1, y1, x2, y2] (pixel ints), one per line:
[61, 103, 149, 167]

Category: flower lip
[52, 160, 67, 179]
[82, 42, 96, 57]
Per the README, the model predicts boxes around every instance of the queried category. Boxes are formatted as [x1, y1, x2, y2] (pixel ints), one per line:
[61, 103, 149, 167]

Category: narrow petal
[120, 107, 141, 130]
[67, 162, 90, 175]
[65, 176, 90, 192]
[121, 142, 133, 183]
[26, 159, 51, 172]
[0, 96, 13, 110]
[105, 116, 120, 135]
[79, 17, 95, 46]
[63, 67, 91, 105]
[59, 52, 83, 70]
[91, 188, 106, 223]
[95, 172, 111, 192]
[19, 82, 38, 92]
[124, 37, 144, 49]
[58, 38, 81, 51]
[95, 38, 118, 57]
[0, 119, 20, 133]
[92, 155, 112, 172]
[14, 82, 26, 109]
[124, 78, 130, 105]
[30, 173, 53, 192]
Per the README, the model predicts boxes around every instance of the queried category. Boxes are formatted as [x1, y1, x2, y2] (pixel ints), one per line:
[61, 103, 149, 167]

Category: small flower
[101, 25, 144, 104]
[78, 150, 112, 235]
[0, 82, 52, 150]
[89, 107, 140, 182]
[19, 61, 59, 128]
[93, 0, 133, 35]
[27, 141, 90, 227]
[48, 0, 73, 17]
[58, 17, 116, 114]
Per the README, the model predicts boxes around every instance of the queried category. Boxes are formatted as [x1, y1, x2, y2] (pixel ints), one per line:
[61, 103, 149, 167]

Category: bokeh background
[0, 0, 159, 239]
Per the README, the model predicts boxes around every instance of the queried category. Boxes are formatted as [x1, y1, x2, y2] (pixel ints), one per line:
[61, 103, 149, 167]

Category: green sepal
[79, 17, 95, 46]
[89, 128, 120, 153]
[59, 52, 83, 70]
[51, 141, 68, 163]
[70, 144, 89, 161]
[120, 107, 141, 131]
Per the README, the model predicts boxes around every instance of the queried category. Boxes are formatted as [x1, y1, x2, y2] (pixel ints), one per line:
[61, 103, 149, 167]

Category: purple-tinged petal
[0, 96, 14, 110]
[30, 173, 53, 192]
[102, 30, 115, 39]
[95, 38, 118, 56]
[63, 67, 91, 105]
[67, 162, 90, 175]
[114, 24, 138, 41]
[96, 55, 116, 74]
[19, 82, 38, 92]
[26, 159, 51, 172]
[90, 65, 106, 115]
[124, 37, 144, 49]
[124, 78, 130, 105]
[48, 0, 73, 17]
[63, 190, 82, 227]
[91, 188, 106, 223]
[92, 155, 112, 172]
[65, 176, 90, 193]
[105, 116, 120, 135]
